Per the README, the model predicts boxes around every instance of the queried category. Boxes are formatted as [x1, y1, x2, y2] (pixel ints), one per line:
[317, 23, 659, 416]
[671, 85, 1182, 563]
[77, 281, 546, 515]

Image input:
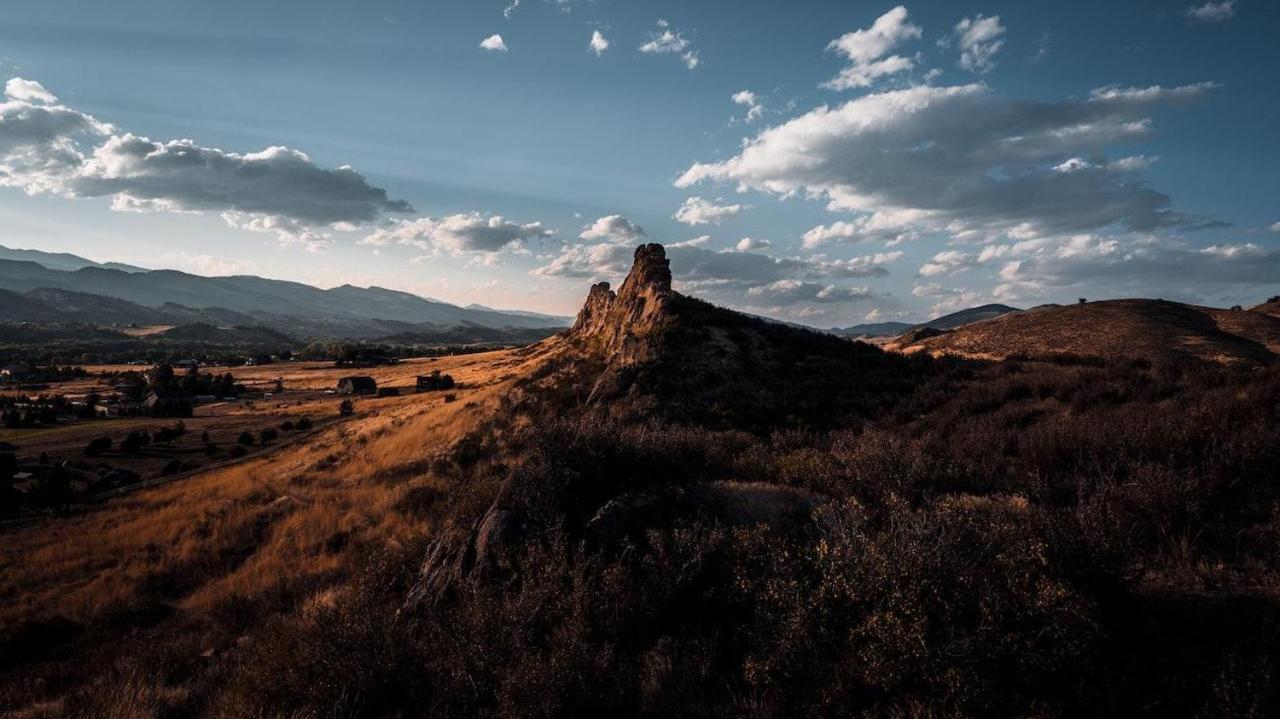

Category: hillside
[912, 303, 1021, 331]
[4, 246, 1280, 717]
[0, 244, 146, 273]
[831, 320, 914, 338]
[552, 244, 923, 427]
[892, 298, 1280, 365]
[156, 323, 296, 345]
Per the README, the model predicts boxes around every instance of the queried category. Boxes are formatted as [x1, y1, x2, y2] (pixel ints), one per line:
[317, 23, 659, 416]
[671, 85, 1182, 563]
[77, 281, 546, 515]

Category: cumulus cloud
[912, 282, 987, 315]
[678, 82, 1217, 242]
[640, 19, 699, 69]
[1268, 222, 1280, 233]
[1, 78, 411, 247]
[802, 211, 925, 248]
[580, 214, 647, 244]
[947, 14, 1006, 73]
[735, 237, 771, 251]
[732, 90, 764, 123]
[919, 249, 980, 277]
[669, 235, 711, 248]
[748, 280, 873, 304]
[932, 233, 1280, 305]
[534, 240, 897, 310]
[673, 196, 747, 225]
[480, 34, 508, 52]
[0, 77, 112, 193]
[589, 30, 609, 56]
[823, 6, 922, 90]
[359, 213, 551, 254]
[71, 134, 412, 226]
[1185, 1, 1237, 22]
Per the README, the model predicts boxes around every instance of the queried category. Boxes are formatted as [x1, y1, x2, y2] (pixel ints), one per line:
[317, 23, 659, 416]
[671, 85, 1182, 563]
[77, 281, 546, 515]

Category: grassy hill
[893, 298, 1280, 365]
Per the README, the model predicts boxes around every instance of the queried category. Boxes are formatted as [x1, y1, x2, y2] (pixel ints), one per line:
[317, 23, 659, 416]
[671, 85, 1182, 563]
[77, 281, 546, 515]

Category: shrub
[229, 445, 248, 458]
[281, 421, 294, 431]
[339, 400, 355, 417]
[84, 436, 112, 457]
[260, 429, 278, 444]
[295, 417, 313, 430]
[237, 432, 255, 446]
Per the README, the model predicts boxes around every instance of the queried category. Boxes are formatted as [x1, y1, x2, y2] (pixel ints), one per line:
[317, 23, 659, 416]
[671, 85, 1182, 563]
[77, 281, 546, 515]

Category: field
[0, 343, 563, 712]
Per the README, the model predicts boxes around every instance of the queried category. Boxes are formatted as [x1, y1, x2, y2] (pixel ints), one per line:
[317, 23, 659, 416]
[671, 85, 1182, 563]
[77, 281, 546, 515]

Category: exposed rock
[568, 243, 675, 366]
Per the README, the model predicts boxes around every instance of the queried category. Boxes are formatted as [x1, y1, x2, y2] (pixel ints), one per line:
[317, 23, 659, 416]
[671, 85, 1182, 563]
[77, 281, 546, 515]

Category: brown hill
[552, 243, 923, 428]
[1253, 299, 1280, 320]
[891, 298, 1280, 365]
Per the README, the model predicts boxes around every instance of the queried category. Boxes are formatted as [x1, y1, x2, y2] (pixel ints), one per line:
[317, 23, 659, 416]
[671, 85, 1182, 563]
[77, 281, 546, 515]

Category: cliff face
[569, 243, 676, 366]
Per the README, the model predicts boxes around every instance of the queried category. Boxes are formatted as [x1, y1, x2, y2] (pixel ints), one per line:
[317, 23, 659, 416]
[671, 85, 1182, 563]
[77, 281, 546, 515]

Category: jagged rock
[404, 501, 520, 610]
[569, 243, 675, 366]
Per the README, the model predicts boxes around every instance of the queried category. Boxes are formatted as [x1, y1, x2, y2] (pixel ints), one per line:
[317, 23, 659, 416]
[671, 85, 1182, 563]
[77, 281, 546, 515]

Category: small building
[338, 376, 378, 396]
[146, 390, 194, 417]
[416, 371, 456, 392]
[0, 365, 29, 382]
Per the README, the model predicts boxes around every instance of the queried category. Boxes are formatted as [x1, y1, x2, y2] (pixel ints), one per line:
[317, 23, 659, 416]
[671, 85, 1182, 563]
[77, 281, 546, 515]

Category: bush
[260, 429, 278, 444]
[229, 445, 248, 458]
[339, 400, 355, 417]
[84, 436, 112, 457]
[237, 432, 255, 446]
[281, 421, 294, 431]
[295, 418, 313, 430]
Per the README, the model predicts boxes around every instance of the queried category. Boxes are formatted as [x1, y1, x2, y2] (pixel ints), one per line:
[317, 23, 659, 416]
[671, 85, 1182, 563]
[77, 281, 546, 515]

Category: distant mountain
[0, 244, 147, 273]
[892, 299, 1280, 365]
[912, 303, 1021, 332]
[0, 257, 570, 335]
[831, 321, 914, 338]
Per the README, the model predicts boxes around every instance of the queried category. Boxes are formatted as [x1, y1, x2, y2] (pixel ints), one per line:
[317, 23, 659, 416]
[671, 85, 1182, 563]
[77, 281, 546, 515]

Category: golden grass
[0, 344, 561, 631]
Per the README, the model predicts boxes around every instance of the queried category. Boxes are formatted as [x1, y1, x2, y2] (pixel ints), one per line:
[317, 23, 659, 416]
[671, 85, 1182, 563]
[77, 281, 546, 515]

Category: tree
[339, 400, 355, 417]
[237, 431, 255, 446]
[84, 436, 113, 457]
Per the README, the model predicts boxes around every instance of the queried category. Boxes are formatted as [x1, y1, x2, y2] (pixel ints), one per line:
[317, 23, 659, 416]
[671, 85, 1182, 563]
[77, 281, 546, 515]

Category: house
[0, 365, 30, 382]
[145, 390, 194, 417]
[416, 371, 456, 392]
[337, 376, 378, 396]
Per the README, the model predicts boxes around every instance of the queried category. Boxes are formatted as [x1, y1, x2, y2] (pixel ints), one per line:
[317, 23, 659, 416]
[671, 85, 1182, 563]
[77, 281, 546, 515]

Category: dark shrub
[339, 400, 355, 417]
[84, 436, 112, 457]
[237, 432, 255, 446]
[281, 421, 294, 431]
[260, 429, 278, 444]
[229, 445, 248, 458]
[295, 417, 313, 430]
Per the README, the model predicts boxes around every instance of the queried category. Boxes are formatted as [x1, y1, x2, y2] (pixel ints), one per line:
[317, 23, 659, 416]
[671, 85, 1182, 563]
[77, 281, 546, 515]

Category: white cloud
[4, 78, 57, 105]
[480, 34, 508, 52]
[669, 235, 711, 248]
[732, 90, 764, 123]
[948, 15, 1006, 74]
[359, 213, 550, 254]
[673, 196, 747, 225]
[589, 30, 610, 56]
[912, 282, 986, 315]
[580, 214, 647, 244]
[823, 6, 922, 90]
[919, 250, 979, 277]
[503, 0, 520, 19]
[802, 211, 925, 248]
[640, 19, 699, 70]
[735, 237, 771, 251]
[678, 82, 1217, 241]
[1, 77, 412, 245]
[1268, 222, 1280, 233]
[534, 242, 897, 307]
[1185, 1, 1237, 22]
[748, 279, 873, 304]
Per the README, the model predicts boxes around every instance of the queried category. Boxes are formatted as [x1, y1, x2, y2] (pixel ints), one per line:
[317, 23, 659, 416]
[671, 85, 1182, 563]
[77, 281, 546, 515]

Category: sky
[0, 0, 1277, 326]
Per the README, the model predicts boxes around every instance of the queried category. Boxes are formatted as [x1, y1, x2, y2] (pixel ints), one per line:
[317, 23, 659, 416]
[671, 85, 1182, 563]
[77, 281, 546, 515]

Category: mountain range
[0, 244, 569, 339]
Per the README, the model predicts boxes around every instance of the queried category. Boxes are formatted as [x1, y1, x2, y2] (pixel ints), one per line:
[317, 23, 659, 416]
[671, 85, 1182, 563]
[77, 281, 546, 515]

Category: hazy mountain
[0, 244, 147, 273]
[0, 258, 569, 333]
[831, 321, 914, 338]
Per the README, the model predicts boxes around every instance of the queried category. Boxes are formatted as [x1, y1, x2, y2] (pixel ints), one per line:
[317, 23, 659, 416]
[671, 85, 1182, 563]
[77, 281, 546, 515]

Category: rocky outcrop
[568, 243, 676, 366]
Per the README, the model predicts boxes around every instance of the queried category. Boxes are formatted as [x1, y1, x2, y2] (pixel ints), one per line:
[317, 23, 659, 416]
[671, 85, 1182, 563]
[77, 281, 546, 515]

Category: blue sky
[0, 0, 1277, 324]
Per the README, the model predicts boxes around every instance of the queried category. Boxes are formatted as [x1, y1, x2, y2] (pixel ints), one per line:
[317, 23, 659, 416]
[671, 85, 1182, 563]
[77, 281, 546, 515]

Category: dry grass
[0, 343, 558, 643]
